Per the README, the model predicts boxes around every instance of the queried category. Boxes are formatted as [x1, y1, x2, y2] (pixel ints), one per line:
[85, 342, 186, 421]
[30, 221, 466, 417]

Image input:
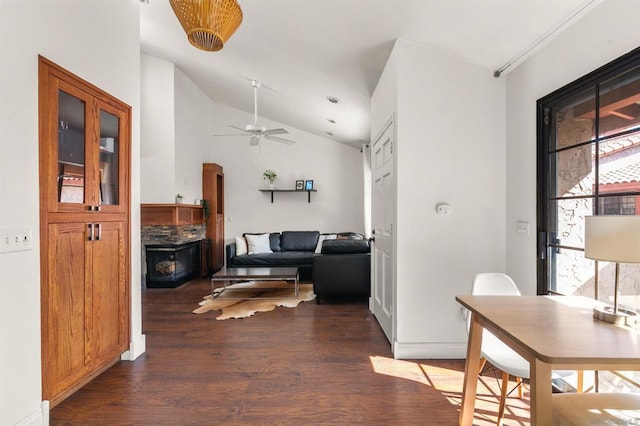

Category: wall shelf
[259, 189, 317, 203]
[141, 203, 203, 225]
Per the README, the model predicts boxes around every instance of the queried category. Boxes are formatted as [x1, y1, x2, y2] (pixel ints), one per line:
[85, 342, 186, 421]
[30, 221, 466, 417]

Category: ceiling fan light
[169, 0, 243, 52]
[250, 135, 260, 146]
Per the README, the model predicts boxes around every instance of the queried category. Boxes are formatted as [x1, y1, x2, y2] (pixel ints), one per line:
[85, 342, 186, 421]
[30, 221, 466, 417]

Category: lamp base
[593, 306, 639, 326]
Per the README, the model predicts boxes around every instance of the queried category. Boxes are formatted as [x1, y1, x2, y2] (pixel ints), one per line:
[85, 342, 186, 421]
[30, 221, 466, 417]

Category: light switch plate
[517, 221, 530, 238]
[0, 227, 33, 253]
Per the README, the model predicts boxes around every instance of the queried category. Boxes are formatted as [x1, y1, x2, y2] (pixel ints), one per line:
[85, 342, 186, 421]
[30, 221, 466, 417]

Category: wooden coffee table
[210, 267, 299, 299]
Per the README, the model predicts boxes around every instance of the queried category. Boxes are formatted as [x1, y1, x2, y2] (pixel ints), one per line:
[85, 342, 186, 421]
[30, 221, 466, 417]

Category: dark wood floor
[50, 278, 530, 425]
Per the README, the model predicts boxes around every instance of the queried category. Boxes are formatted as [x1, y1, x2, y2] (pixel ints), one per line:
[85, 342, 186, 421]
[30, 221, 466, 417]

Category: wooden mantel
[141, 203, 204, 226]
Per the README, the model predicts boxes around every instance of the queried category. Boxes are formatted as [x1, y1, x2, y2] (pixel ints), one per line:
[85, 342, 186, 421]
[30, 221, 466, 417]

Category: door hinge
[543, 107, 550, 126]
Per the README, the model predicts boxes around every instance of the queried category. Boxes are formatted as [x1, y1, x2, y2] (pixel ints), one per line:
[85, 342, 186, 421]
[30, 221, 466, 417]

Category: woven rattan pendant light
[169, 0, 243, 52]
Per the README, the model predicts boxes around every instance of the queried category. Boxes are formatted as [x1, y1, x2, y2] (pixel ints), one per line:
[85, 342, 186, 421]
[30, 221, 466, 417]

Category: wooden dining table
[455, 295, 640, 425]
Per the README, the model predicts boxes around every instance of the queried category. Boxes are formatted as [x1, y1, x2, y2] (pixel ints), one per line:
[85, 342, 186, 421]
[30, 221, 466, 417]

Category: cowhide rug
[193, 281, 315, 320]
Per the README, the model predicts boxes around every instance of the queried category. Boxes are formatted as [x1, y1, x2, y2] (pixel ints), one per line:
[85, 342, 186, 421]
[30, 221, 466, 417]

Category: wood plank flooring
[50, 278, 530, 425]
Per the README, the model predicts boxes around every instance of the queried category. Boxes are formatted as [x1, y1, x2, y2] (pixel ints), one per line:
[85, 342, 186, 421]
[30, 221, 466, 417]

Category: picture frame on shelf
[305, 180, 314, 190]
[296, 180, 304, 190]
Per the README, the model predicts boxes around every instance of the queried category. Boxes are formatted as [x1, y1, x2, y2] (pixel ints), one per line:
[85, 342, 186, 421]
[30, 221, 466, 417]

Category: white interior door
[371, 119, 395, 344]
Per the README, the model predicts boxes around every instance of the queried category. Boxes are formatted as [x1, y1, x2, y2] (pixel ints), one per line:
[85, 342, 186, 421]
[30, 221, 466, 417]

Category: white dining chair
[469, 273, 583, 425]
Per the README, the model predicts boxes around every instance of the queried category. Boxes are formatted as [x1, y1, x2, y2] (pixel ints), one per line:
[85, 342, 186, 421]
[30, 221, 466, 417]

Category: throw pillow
[245, 233, 273, 254]
[315, 233, 337, 253]
[235, 236, 248, 256]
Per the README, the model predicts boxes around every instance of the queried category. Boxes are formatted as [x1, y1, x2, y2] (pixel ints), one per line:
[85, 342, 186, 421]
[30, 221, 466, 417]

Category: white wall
[140, 53, 175, 203]
[174, 67, 212, 204]
[371, 39, 506, 359]
[206, 101, 365, 240]
[505, 0, 640, 295]
[141, 56, 365, 237]
[0, 0, 143, 424]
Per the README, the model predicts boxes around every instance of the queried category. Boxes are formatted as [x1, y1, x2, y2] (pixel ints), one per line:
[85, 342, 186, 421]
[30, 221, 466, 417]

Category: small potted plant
[175, 193, 183, 204]
[263, 170, 277, 189]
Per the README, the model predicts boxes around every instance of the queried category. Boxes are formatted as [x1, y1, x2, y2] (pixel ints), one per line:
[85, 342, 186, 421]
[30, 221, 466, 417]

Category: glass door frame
[537, 47, 640, 295]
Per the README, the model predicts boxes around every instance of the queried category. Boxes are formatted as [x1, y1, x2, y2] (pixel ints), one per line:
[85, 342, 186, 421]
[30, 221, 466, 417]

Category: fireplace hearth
[146, 242, 201, 288]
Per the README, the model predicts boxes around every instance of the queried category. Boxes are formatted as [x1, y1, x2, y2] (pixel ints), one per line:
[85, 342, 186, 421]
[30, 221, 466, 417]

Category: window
[538, 47, 640, 300]
[537, 47, 640, 394]
[597, 194, 636, 215]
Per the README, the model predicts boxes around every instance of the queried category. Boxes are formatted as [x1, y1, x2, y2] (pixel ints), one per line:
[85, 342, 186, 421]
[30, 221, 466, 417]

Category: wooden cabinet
[140, 204, 203, 226]
[202, 163, 224, 274]
[42, 222, 128, 400]
[39, 57, 130, 406]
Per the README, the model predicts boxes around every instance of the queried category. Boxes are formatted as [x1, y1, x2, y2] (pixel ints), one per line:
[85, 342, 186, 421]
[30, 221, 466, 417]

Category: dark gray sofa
[226, 231, 320, 281]
[312, 239, 371, 304]
[225, 231, 369, 285]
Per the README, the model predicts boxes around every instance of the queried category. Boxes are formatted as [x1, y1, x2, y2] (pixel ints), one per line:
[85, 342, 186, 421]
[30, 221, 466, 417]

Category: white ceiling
[140, 0, 602, 148]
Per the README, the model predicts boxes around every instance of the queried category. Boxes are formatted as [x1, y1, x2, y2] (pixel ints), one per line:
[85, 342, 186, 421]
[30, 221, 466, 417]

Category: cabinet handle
[95, 223, 101, 241]
[88, 223, 94, 241]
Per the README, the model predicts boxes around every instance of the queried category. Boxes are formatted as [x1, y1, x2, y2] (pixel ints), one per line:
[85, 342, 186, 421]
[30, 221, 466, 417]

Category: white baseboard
[16, 401, 48, 426]
[121, 333, 146, 361]
[393, 341, 467, 359]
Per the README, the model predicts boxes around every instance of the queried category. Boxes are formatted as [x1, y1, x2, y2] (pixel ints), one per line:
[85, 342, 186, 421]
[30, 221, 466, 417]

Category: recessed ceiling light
[326, 132, 334, 136]
[326, 118, 336, 124]
[326, 96, 340, 104]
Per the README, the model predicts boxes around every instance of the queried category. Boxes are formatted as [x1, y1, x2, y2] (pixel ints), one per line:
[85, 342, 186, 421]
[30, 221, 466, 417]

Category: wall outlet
[0, 227, 33, 253]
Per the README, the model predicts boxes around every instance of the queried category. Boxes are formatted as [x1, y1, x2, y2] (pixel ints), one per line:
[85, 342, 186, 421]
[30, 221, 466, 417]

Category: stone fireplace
[141, 204, 206, 288]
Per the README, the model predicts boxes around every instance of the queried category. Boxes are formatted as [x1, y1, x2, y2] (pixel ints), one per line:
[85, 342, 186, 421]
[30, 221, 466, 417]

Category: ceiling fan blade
[266, 135, 296, 144]
[228, 124, 249, 133]
[213, 133, 246, 137]
[263, 128, 288, 135]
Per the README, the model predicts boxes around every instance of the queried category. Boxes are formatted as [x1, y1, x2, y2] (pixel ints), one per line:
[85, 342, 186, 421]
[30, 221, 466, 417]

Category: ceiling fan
[214, 80, 295, 146]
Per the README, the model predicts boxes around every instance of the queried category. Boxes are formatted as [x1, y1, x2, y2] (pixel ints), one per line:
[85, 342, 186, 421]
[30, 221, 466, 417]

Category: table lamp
[585, 215, 640, 326]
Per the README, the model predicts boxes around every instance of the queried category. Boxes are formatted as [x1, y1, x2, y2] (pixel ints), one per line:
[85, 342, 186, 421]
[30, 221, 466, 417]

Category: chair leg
[478, 357, 487, 375]
[576, 370, 584, 393]
[497, 371, 509, 425]
[516, 376, 523, 399]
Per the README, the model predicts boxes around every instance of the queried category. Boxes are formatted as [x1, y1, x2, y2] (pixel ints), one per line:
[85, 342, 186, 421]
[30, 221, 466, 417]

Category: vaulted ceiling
[140, 0, 603, 148]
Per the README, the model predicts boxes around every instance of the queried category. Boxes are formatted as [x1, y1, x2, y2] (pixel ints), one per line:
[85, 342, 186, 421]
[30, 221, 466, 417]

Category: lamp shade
[585, 215, 640, 263]
[170, 0, 243, 52]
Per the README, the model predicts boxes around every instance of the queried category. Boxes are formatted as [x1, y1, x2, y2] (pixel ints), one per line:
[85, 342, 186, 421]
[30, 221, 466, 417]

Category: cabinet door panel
[43, 223, 90, 399]
[91, 222, 128, 362]
[214, 214, 224, 270]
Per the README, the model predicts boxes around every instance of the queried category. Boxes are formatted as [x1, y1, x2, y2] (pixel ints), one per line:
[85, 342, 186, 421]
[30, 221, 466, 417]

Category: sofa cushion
[231, 251, 315, 266]
[245, 233, 273, 254]
[235, 236, 248, 255]
[281, 231, 319, 252]
[321, 239, 370, 254]
[244, 232, 281, 252]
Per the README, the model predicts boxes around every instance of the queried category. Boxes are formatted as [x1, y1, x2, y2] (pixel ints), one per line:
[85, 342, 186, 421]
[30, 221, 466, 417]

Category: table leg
[459, 313, 483, 426]
[530, 358, 552, 425]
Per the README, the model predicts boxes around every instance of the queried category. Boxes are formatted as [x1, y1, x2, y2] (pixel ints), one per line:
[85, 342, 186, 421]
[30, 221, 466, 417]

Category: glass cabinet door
[98, 109, 119, 206]
[50, 79, 128, 214]
[96, 101, 127, 213]
[57, 89, 87, 205]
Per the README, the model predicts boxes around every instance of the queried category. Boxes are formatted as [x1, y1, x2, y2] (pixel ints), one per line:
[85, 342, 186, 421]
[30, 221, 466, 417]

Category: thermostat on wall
[436, 203, 452, 215]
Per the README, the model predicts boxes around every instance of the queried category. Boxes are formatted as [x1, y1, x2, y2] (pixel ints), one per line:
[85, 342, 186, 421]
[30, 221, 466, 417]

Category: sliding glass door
[538, 48, 640, 316]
